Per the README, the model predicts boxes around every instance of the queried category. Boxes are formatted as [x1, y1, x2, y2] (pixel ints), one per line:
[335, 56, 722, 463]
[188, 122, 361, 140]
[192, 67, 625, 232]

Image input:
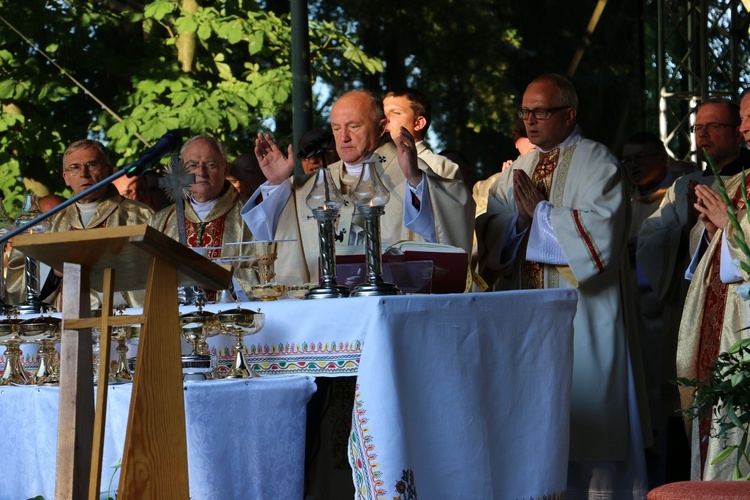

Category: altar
[0, 288, 578, 499]
[0, 375, 316, 500]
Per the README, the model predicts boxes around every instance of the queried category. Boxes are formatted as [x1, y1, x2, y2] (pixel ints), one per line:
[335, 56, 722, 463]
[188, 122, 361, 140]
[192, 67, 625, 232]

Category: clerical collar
[535, 125, 583, 153]
[190, 196, 218, 221]
[343, 151, 378, 178]
[702, 147, 750, 177]
[76, 199, 101, 227]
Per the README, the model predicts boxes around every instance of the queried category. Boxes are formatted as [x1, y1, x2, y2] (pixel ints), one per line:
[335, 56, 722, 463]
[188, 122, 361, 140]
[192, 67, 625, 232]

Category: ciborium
[0, 311, 27, 385]
[180, 300, 221, 381]
[217, 306, 265, 378]
[19, 311, 61, 385]
[250, 241, 286, 301]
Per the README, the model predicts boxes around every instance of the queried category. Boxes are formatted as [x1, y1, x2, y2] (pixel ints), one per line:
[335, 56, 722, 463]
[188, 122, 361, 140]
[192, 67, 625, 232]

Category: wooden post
[55, 262, 94, 500]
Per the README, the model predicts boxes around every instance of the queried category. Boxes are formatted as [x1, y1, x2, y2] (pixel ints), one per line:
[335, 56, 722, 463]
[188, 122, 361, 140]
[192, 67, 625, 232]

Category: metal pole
[290, 0, 313, 175]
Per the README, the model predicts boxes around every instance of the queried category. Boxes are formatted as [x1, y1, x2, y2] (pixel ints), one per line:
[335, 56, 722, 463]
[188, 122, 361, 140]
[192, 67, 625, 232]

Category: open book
[333, 241, 470, 294]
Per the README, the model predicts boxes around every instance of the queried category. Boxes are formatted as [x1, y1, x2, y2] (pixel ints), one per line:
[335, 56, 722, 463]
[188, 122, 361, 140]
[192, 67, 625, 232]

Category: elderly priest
[149, 135, 258, 300]
[241, 90, 474, 285]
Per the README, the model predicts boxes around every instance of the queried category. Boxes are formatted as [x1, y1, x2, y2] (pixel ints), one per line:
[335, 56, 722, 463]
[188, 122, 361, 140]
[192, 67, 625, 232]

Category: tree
[0, 0, 381, 214]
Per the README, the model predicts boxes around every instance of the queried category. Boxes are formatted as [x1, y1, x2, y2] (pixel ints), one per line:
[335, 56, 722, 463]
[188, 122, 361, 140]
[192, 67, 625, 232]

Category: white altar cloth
[0, 375, 316, 500]
[348, 289, 577, 499]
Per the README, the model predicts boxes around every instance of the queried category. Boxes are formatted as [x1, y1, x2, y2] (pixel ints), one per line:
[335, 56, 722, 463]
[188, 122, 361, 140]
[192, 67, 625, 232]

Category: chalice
[19, 312, 61, 385]
[180, 300, 221, 381]
[0, 312, 27, 385]
[250, 241, 286, 301]
[217, 306, 265, 378]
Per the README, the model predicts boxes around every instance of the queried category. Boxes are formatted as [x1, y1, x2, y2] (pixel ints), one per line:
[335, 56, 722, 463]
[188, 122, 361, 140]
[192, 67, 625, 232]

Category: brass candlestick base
[218, 307, 265, 379]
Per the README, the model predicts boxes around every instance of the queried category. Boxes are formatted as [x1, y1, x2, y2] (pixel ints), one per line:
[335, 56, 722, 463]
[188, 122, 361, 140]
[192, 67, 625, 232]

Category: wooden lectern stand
[14, 224, 232, 499]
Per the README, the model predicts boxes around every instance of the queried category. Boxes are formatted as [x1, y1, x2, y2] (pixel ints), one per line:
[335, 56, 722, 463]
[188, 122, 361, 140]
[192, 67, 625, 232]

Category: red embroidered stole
[521, 148, 560, 290]
[697, 176, 750, 474]
[185, 215, 228, 302]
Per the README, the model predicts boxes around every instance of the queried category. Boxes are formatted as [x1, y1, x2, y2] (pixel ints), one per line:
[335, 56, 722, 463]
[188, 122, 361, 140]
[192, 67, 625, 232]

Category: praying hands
[694, 183, 729, 241]
[513, 169, 546, 231]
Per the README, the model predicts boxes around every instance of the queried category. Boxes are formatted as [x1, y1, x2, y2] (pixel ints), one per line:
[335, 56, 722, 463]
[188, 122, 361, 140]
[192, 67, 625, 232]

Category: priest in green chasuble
[149, 135, 258, 300]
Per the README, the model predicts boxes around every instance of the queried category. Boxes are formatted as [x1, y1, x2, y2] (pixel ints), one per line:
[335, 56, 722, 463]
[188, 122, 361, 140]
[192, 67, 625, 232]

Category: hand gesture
[394, 127, 422, 187]
[255, 132, 295, 185]
[694, 183, 728, 240]
[513, 170, 546, 231]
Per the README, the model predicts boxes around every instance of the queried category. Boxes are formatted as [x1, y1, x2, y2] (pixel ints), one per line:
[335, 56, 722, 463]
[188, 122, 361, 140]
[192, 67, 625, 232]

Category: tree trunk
[176, 0, 198, 73]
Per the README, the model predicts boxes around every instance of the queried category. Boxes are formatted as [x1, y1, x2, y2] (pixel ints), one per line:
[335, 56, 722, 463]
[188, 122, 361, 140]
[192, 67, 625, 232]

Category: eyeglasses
[620, 151, 663, 166]
[184, 160, 222, 173]
[517, 106, 571, 120]
[64, 161, 102, 175]
[689, 123, 738, 133]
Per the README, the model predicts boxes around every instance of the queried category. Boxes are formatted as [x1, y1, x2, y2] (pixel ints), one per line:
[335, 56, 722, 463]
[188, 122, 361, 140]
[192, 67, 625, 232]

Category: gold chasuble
[149, 185, 259, 299]
[5, 186, 153, 308]
[677, 172, 750, 480]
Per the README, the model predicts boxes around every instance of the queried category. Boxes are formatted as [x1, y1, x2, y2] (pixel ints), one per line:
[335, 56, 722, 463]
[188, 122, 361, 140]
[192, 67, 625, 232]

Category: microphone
[296, 132, 333, 159]
[125, 131, 182, 177]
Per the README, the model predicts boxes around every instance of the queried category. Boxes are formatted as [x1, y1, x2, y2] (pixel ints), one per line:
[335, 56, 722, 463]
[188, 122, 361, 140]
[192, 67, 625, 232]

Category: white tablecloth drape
[349, 289, 577, 499]
[0, 375, 316, 500]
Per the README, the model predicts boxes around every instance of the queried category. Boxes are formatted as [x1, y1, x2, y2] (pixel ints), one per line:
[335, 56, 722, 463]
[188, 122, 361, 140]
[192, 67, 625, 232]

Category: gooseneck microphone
[126, 130, 182, 177]
[296, 132, 333, 159]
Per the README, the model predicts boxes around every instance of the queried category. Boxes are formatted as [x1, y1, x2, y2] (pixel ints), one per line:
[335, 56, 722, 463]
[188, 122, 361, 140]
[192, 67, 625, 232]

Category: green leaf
[733, 373, 746, 387]
[0, 80, 16, 99]
[712, 446, 735, 464]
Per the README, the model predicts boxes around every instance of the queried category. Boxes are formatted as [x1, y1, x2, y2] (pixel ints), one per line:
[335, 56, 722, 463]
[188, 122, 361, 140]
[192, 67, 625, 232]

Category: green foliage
[678, 338, 750, 479]
[0, 0, 381, 215]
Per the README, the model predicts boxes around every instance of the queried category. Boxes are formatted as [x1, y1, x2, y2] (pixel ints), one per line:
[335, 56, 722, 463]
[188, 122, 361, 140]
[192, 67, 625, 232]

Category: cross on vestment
[158, 153, 196, 245]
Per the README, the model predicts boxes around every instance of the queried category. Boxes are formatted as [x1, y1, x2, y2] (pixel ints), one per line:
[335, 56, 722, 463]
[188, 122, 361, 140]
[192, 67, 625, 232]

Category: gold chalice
[250, 282, 286, 301]
[250, 241, 285, 301]
[217, 306, 265, 378]
[19, 312, 61, 385]
[0, 312, 27, 385]
[180, 302, 221, 381]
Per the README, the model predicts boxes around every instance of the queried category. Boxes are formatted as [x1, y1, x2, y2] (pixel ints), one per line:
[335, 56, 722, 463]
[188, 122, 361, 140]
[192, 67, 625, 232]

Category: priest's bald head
[519, 74, 578, 152]
[330, 90, 386, 165]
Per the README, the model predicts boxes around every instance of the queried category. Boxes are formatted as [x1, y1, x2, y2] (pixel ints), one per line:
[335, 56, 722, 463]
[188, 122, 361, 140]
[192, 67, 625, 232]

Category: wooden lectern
[13, 224, 232, 500]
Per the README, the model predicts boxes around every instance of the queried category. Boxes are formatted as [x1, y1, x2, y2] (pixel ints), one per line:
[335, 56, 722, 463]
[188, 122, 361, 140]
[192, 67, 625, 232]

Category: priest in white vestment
[241, 90, 474, 285]
[476, 73, 650, 499]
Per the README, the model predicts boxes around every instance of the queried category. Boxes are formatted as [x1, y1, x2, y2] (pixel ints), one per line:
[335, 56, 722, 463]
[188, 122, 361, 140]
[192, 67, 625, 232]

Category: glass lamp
[350, 162, 401, 297]
[304, 167, 350, 299]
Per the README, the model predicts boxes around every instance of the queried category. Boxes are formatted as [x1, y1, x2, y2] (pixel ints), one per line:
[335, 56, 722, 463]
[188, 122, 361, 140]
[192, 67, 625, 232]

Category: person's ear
[414, 116, 427, 132]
